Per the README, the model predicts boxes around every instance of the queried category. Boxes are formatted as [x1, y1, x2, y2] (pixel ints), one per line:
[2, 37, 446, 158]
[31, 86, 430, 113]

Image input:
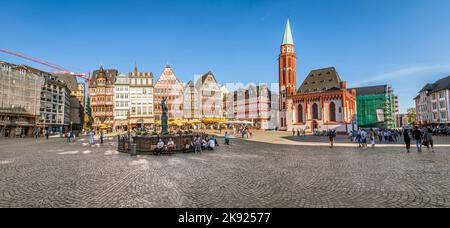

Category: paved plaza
[1, 131, 450, 208]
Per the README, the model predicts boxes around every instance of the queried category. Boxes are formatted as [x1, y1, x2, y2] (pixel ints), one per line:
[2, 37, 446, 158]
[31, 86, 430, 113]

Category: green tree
[407, 108, 417, 125]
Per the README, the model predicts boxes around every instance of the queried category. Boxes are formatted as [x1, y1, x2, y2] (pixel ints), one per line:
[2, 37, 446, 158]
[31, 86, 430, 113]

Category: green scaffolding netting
[356, 94, 394, 129]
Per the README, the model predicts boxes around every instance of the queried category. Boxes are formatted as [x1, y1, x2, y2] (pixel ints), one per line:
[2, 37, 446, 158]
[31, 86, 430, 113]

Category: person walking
[34, 129, 39, 141]
[412, 127, 423, 152]
[100, 131, 104, 145]
[292, 128, 296, 137]
[45, 130, 49, 140]
[403, 129, 411, 153]
[89, 130, 95, 145]
[67, 131, 72, 143]
[423, 128, 435, 152]
[369, 128, 376, 149]
[328, 129, 337, 148]
[224, 131, 230, 145]
[356, 129, 362, 148]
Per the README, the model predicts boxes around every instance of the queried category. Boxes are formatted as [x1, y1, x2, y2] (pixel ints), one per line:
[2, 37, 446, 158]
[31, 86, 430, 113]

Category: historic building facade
[278, 19, 297, 130]
[129, 65, 154, 129]
[154, 66, 184, 120]
[183, 80, 200, 119]
[113, 73, 130, 131]
[285, 68, 357, 134]
[0, 61, 44, 138]
[278, 20, 356, 134]
[89, 67, 118, 131]
[227, 84, 278, 130]
[415, 76, 450, 127]
[195, 71, 223, 119]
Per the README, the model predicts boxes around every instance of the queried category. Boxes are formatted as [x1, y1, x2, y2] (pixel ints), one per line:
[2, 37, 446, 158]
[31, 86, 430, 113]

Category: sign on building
[376, 109, 385, 122]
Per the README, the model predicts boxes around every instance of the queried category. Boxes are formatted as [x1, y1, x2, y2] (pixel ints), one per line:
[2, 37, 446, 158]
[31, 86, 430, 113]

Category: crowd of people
[152, 135, 221, 155]
[346, 127, 437, 153]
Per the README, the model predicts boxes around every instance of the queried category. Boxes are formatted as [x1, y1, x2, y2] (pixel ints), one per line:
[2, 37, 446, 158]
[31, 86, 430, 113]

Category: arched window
[297, 104, 303, 123]
[330, 102, 336, 122]
[312, 103, 319, 119]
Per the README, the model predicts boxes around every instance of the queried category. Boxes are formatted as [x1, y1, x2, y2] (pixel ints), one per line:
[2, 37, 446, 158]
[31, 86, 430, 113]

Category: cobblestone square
[1, 132, 450, 208]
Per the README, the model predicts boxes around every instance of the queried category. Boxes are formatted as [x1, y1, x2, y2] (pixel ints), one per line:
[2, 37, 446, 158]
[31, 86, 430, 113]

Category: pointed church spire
[282, 19, 294, 45]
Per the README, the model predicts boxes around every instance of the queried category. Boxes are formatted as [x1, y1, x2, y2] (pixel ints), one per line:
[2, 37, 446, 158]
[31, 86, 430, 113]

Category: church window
[312, 103, 319, 119]
[330, 102, 336, 122]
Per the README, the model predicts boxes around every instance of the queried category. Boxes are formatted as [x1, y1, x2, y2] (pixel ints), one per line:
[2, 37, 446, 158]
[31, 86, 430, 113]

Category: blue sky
[1, 0, 450, 113]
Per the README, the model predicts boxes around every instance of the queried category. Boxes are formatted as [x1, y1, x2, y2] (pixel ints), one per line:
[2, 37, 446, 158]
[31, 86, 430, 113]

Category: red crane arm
[0, 49, 87, 80]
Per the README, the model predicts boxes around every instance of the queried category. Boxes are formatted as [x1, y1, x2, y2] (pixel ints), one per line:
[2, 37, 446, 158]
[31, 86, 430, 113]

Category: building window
[329, 102, 336, 122]
[297, 104, 303, 123]
[441, 111, 447, 120]
[312, 103, 319, 119]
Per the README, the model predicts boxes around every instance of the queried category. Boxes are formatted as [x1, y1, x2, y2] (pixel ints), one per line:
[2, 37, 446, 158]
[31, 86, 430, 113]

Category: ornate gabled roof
[186, 80, 194, 87]
[195, 71, 218, 88]
[297, 67, 342, 94]
[155, 65, 183, 86]
[90, 67, 118, 87]
[282, 19, 294, 45]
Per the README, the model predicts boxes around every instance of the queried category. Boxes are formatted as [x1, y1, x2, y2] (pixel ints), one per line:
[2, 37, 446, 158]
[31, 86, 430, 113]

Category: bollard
[130, 143, 137, 156]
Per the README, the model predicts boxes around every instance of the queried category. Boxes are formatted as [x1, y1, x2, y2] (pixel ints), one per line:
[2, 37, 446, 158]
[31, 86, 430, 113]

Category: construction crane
[0, 49, 89, 81]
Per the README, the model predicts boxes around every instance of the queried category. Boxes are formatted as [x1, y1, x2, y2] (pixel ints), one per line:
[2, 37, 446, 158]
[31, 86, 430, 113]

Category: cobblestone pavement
[1, 134, 450, 208]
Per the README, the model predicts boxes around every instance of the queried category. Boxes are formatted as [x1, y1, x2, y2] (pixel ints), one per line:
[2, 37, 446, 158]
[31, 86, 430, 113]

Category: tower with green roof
[278, 19, 297, 130]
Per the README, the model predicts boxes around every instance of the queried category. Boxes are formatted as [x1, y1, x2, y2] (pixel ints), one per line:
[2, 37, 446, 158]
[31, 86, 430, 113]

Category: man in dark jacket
[412, 127, 423, 152]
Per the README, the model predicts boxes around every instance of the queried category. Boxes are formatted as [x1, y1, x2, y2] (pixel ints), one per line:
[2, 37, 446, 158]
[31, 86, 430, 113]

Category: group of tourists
[88, 130, 104, 145]
[346, 127, 436, 153]
[430, 127, 450, 136]
[239, 127, 252, 139]
[403, 127, 435, 153]
[153, 135, 221, 155]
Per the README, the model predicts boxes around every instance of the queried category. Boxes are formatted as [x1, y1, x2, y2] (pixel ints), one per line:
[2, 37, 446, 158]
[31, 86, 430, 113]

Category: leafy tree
[407, 108, 417, 125]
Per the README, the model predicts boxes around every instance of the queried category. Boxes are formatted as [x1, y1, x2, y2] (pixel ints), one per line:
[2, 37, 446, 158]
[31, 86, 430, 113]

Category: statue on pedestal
[161, 97, 169, 134]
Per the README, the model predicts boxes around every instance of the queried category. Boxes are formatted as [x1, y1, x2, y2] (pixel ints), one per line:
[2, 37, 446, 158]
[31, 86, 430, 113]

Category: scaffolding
[0, 63, 44, 137]
[356, 93, 394, 129]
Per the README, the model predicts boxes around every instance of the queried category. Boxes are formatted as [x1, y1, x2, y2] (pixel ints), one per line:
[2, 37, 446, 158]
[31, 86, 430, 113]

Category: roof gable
[298, 67, 341, 94]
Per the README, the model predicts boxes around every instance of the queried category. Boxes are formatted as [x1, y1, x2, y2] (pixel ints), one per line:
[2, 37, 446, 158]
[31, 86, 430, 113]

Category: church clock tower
[279, 19, 297, 129]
